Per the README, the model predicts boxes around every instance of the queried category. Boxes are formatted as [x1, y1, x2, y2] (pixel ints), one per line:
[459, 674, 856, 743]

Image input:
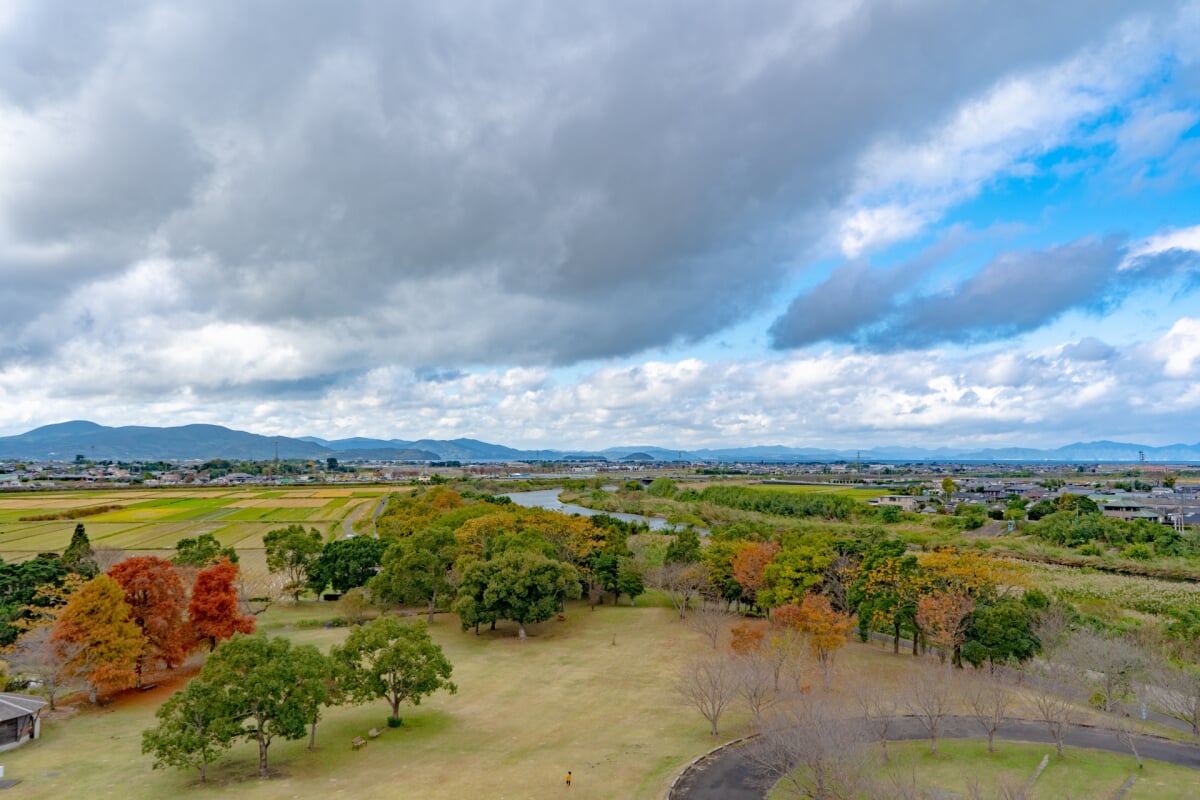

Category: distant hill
[1, 421, 1198, 463]
[0, 421, 329, 461]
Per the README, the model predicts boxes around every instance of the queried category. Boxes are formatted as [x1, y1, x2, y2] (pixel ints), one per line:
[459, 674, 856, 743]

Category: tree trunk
[88, 684, 97, 704]
[518, 622, 527, 640]
[427, 593, 436, 624]
[893, 622, 901, 654]
[986, 730, 995, 753]
[258, 734, 270, 778]
[309, 719, 317, 750]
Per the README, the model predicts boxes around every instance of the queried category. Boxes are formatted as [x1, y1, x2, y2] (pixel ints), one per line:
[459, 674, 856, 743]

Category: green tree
[369, 529, 456, 622]
[62, 523, 98, 577]
[326, 457, 339, 472]
[1054, 493, 1099, 514]
[332, 616, 456, 725]
[142, 679, 240, 783]
[173, 533, 238, 567]
[616, 561, 645, 606]
[263, 524, 323, 602]
[0, 555, 69, 646]
[457, 551, 581, 639]
[452, 557, 500, 634]
[960, 597, 1040, 669]
[665, 528, 702, 564]
[198, 633, 331, 778]
[307, 536, 387, 595]
[760, 538, 834, 609]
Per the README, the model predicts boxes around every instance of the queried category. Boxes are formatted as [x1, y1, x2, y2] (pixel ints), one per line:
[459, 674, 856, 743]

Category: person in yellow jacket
[566, 770, 572, 787]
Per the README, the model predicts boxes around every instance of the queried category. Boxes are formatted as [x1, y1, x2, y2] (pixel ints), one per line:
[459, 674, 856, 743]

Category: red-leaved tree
[108, 556, 193, 683]
[188, 558, 254, 652]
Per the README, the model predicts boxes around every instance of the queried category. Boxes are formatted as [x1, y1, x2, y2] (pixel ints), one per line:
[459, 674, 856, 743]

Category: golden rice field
[0, 487, 391, 563]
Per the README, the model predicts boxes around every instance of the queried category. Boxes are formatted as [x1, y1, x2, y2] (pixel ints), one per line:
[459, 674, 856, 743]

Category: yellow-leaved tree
[51, 574, 143, 703]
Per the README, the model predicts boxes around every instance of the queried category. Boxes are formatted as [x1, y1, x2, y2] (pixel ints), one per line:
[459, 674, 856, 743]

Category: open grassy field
[0, 487, 389, 562]
[2, 600, 748, 800]
[860, 739, 1200, 800]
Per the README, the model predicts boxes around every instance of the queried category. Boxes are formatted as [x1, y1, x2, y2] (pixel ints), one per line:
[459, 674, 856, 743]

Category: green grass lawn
[868, 739, 1200, 800]
[2, 602, 746, 800]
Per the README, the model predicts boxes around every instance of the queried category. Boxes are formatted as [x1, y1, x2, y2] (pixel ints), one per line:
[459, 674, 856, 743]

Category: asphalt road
[669, 716, 1200, 800]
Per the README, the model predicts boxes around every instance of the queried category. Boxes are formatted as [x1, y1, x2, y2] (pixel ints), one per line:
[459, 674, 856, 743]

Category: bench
[351, 736, 366, 750]
[368, 728, 382, 739]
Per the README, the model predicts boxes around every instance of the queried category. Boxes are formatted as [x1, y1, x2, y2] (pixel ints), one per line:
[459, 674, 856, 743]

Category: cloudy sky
[1, 1, 1199, 450]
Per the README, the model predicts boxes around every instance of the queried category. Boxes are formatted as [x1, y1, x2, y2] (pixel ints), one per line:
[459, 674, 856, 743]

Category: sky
[1, 1, 1199, 451]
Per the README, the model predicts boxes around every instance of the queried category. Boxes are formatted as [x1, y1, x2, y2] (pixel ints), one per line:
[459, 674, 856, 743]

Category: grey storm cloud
[0, 0, 1183, 380]
[771, 234, 1200, 352]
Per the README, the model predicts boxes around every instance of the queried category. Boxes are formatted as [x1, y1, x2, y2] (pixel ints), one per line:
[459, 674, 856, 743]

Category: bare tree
[1063, 630, 1145, 712]
[1032, 603, 1075, 660]
[964, 672, 1014, 753]
[237, 567, 284, 617]
[653, 562, 709, 619]
[1145, 658, 1200, 739]
[91, 547, 126, 573]
[854, 683, 899, 762]
[674, 655, 738, 736]
[766, 627, 808, 692]
[748, 693, 876, 800]
[905, 664, 955, 754]
[734, 652, 779, 726]
[1112, 700, 1149, 770]
[686, 605, 733, 649]
[6, 626, 86, 710]
[1024, 663, 1080, 757]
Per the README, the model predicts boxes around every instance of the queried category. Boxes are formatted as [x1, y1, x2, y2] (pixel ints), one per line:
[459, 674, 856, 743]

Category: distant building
[0, 474, 20, 488]
[869, 495, 921, 512]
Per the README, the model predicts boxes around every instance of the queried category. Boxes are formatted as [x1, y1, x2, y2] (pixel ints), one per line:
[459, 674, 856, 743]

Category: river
[503, 488, 679, 531]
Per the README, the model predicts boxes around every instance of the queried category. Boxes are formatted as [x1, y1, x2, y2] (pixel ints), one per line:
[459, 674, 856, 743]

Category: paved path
[669, 716, 1200, 800]
[341, 494, 389, 538]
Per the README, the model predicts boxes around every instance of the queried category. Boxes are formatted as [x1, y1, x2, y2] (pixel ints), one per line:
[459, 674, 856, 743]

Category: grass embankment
[2, 600, 740, 800]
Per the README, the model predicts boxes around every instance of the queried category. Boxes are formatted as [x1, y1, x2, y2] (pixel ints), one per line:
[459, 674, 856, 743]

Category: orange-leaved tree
[50, 574, 142, 702]
[188, 558, 254, 652]
[775, 594, 852, 688]
[730, 620, 767, 655]
[108, 556, 193, 683]
[731, 541, 780, 611]
[915, 590, 975, 667]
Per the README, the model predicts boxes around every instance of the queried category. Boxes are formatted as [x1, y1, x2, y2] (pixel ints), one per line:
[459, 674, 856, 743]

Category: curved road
[669, 716, 1200, 800]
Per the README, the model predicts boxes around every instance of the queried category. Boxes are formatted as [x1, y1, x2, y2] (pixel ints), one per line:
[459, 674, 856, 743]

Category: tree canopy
[332, 616, 456, 723]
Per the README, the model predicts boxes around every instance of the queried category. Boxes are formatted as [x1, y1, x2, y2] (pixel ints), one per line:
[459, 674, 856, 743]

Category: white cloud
[1153, 317, 1200, 377]
[835, 15, 1168, 257]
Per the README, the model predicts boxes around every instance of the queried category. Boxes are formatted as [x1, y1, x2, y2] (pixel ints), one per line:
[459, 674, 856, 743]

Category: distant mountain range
[1, 421, 1199, 463]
